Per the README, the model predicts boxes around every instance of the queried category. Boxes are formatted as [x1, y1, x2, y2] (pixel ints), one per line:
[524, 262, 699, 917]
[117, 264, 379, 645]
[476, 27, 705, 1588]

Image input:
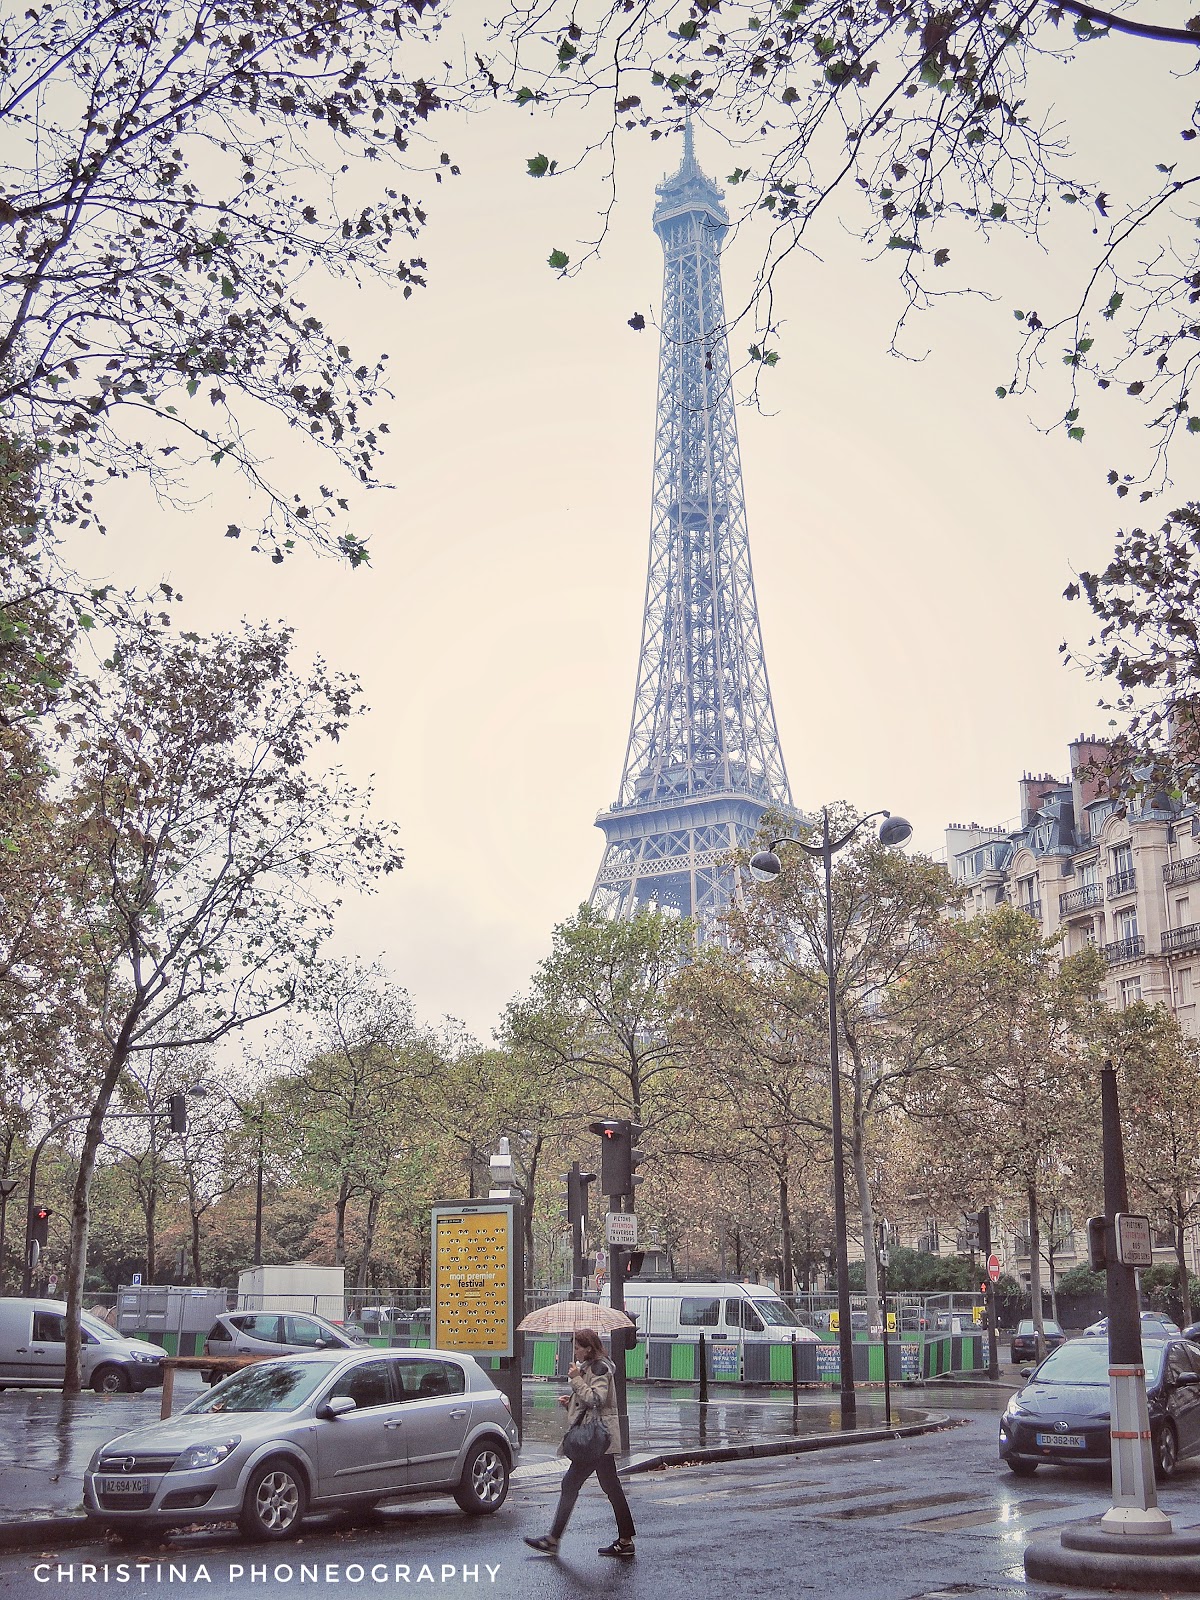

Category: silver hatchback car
[83, 1348, 519, 1540]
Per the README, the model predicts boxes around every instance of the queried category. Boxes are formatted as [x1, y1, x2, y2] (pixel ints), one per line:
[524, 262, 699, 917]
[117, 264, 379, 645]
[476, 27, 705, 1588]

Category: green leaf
[515, 87, 544, 106]
[186, 379, 199, 398]
[678, 19, 698, 38]
[1067, 426, 1085, 441]
[933, 248, 950, 266]
[727, 168, 750, 184]
[885, 235, 919, 250]
[527, 154, 556, 178]
[989, 201, 1007, 220]
[1077, 337, 1094, 353]
[1188, 417, 1200, 432]
[1103, 291, 1124, 320]
[548, 248, 570, 270]
[1065, 408, 1079, 423]
[220, 276, 236, 298]
[996, 386, 1008, 398]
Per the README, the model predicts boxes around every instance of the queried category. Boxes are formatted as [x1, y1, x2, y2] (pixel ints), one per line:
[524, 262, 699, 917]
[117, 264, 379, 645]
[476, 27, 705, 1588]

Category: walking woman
[524, 1327, 636, 1558]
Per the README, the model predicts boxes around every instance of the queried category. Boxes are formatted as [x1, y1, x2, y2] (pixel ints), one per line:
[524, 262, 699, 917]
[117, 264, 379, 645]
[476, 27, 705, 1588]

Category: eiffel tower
[590, 126, 795, 927]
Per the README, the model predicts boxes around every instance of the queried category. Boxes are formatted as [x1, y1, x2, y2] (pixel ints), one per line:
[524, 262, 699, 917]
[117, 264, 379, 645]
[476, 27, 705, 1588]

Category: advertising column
[430, 1197, 525, 1438]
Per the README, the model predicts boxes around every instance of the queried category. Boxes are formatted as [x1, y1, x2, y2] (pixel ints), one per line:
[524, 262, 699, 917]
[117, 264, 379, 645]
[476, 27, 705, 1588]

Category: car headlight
[173, 1437, 241, 1471]
[1003, 1398, 1027, 1419]
[130, 1350, 163, 1363]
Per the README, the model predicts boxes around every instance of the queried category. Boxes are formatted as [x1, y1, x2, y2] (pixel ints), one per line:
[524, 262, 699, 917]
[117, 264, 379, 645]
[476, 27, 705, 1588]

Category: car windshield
[184, 1360, 338, 1414]
[1034, 1339, 1165, 1386]
[752, 1300, 799, 1327]
[80, 1313, 120, 1342]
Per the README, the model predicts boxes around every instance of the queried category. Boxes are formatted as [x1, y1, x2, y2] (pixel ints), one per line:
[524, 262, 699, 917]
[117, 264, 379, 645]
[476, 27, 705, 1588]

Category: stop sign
[987, 1253, 1001, 1284]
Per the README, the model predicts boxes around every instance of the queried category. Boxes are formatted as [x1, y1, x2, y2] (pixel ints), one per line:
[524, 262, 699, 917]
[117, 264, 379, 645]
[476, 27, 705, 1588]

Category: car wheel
[453, 1440, 510, 1514]
[1154, 1422, 1179, 1483]
[93, 1365, 131, 1395]
[239, 1458, 307, 1540]
[1005, 1457, 1038, 1476]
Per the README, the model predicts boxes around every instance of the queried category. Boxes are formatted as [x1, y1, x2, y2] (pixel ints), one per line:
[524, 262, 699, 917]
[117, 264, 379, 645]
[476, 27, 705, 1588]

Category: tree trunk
[1175, 1189, 1192, 1326]
[1027, 1178, 1045, 1358]
[334, 1176, 351, 1266]
[64, 1024, 135, 1395]
[354, 1190, 381, 1310]
[851, 1125, 879, 1329]
[145, 1184, 157, 1285]
[191, 1208, 202, 1286]
[778, 1168, 793, 1294]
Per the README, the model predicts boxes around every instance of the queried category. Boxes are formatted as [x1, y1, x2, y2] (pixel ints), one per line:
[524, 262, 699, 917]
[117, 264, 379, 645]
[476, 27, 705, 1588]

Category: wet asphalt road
[3, 1399, 1194, 1600]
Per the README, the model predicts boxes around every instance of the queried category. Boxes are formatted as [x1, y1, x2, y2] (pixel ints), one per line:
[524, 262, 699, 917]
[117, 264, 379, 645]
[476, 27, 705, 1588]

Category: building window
[1181, 968, 1194, 1005]
[1115, 906, 1140, 941]
[1119, 976, 1143, 1007]
[1178, 897, 1191, 926]
[1112, 843, 1134, 876]
[1079, 858, 1100, 886]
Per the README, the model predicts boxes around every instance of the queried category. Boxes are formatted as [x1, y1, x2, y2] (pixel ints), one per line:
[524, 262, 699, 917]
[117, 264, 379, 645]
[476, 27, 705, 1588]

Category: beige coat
[563, 1357, 620, 1456]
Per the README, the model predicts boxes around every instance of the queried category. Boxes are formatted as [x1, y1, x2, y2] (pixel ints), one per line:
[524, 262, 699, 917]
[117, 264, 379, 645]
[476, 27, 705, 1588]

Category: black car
[1010, 1318, 1065, 1364]
[999, 1335, 1200, 1481]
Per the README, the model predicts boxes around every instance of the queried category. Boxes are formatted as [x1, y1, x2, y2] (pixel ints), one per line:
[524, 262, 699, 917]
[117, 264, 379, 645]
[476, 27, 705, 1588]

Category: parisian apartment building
[901, 737, 1200, 1295]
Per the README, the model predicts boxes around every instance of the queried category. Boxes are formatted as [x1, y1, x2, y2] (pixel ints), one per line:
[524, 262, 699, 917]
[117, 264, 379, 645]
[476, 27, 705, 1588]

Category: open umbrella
[517, 1301, 634, 1335]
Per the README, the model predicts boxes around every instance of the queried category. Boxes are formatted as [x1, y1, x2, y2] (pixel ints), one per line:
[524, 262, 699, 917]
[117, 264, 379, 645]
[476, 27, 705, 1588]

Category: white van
[0, 1299, 167, 1392]
[599, 1281, 821, 1343]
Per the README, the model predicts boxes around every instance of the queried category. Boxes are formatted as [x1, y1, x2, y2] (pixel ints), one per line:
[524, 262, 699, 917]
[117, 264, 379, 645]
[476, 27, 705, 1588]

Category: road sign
[987, 1253, 1001, 1284]
[605, 1212, 638, 1246]
[47, 1274, 57, 1294]
[131, 1272, 142, 1286]
[1115, 1212, 1153, 1269]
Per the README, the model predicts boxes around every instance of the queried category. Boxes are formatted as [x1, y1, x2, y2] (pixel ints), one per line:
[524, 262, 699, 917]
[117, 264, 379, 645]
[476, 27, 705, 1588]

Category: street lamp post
[0, 1175, 18, 1293]
[751, 806, 913, 1426]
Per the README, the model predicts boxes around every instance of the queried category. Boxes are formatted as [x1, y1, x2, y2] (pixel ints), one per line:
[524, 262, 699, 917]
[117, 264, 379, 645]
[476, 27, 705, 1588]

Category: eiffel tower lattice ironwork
[590, 127, 795, 927]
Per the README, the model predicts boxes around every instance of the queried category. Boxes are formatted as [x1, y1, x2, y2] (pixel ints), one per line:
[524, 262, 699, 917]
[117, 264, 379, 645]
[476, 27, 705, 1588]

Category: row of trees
[16, 822, 1200, 1351]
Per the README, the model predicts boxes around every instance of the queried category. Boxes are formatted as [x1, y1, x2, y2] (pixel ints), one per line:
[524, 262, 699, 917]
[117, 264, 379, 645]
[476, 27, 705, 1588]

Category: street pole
[1100, 1058, 1170, 1535]
[878, 1221, 892, 1430]
[607, 1191, 630, 1451]
[823, 810, 857, 1425]
[0, 1176, 17, 1295]
[253, 1115, 264, 1268]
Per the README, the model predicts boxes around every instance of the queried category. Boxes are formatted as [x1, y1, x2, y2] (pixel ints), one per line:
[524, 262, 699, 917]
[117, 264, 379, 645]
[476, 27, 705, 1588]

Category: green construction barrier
[769, 1344, 794, 1383]
[670, 1343, 696, 1381]
[624, 1341, 646, 1380]
[531, 1338, 557, 1377]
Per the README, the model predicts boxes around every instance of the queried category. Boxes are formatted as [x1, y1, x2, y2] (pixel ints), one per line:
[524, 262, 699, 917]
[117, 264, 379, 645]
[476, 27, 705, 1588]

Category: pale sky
[77, 30, 1197, 1045]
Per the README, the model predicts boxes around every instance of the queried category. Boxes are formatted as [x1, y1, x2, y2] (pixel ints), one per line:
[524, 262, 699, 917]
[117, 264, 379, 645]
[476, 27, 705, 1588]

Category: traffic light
[977, 1205, 991, 1258]
[566, 1164, 596, 1226]
[1087, 1215, 1108, 1272]
[169, 1092, 187, 1135]
[964, 1211, 981, 1251]
[31, 1206, 51, 1251]
[623, 1250, 645, 1278]
[587, 1119, 644, 1199]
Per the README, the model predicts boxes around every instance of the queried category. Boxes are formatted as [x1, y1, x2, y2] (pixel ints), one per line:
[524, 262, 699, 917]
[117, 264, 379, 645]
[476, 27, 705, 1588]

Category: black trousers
[549, 1452, 636, 1541]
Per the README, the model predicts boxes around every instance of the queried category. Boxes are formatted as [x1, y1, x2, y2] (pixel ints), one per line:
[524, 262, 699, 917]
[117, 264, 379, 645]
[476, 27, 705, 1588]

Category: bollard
[698, 1330, 708, 1403]
[791, 1331, 799, 1406]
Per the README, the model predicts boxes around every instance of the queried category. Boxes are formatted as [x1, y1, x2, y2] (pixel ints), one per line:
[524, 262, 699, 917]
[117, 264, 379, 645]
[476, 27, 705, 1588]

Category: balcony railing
[1104, 934, 1146, 964]
[1017, 899, 1042, 921]
[1107, 869, 1137, 898]
[1060, 883, 1103, 915]
[1164, 855, 1200, 887]
[1164, 923, 1200, 954]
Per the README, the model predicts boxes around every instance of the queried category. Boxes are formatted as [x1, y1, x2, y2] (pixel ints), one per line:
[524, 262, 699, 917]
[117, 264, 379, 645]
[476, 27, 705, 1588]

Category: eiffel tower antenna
[590, 126, 795, 928]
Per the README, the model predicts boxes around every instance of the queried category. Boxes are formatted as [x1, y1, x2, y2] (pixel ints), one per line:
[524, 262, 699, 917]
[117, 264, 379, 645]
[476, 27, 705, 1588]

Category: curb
[0, 1417, 962, 1550]
[618, 1413, 962, 1475]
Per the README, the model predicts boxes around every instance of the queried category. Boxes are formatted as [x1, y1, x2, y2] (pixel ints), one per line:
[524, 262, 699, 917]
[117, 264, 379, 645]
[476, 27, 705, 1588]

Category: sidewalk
[0, 1372, 971, 1548]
